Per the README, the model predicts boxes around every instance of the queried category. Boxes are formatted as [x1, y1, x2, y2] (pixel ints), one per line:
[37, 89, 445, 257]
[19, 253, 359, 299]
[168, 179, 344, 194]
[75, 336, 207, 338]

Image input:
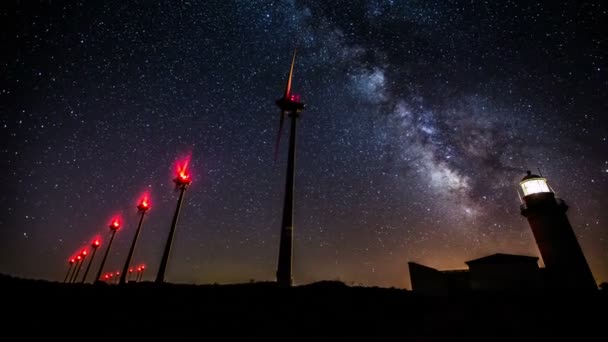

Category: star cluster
[1, 0, 606, 287]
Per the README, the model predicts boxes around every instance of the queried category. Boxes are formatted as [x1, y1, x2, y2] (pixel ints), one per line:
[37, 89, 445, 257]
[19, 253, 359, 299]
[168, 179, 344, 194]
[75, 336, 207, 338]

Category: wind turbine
[274, 48, 305, 287]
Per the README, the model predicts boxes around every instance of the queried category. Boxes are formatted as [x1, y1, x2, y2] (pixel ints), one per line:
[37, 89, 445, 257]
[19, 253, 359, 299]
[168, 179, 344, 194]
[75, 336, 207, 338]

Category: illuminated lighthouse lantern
[519, 171, 551, 196]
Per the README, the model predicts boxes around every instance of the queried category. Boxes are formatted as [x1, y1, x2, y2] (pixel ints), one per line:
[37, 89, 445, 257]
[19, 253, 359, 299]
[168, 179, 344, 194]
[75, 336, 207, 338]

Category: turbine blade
[283, 48, 297, 99]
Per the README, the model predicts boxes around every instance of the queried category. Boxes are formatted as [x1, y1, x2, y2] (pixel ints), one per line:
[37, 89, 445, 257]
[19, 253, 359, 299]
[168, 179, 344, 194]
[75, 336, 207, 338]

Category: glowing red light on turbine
[179, 170, 189, 181]
[141, 265, 146, 270]
[129, 268, 133, 273]
[92, 239, 101, 248]
[115, 271, 120, 276]
[138, 194, 151, 211]
[290, 94, 301, 102]
[69, 258, 75, 264]
[81, 249, 88, 256]
[175, 157, 192, 185]
[109, 217, 121, 231]
[76, 255, 82, 261]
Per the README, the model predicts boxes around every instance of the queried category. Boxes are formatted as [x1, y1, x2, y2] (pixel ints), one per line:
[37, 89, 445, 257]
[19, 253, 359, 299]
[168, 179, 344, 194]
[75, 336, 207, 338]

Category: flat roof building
[409, 253, 543, 293]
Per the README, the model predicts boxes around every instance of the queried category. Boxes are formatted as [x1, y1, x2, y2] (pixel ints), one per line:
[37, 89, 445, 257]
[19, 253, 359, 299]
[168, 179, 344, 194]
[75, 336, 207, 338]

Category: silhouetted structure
[409, 253, 542, 293]
[70, 254, 83, 283]
[94, 219, 121, 282]
[156, 162, 191, 284]
[81, 239, 100, 283]
[71, 249, 87, 283]
[63, 258, 75, 283]
[136, 265, 145, 282]
[519, 171, 596, 290]
[409, 172, 598, 293]
[274, 49, 305, 287]
[466, 254, 542, 290]
[408, 263, 468, 294]
[119, 195, 150, 285]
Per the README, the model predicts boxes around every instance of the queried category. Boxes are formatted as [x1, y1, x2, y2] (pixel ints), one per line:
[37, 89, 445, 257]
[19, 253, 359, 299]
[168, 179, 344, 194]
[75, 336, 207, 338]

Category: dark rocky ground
[2, 274, 605, 339]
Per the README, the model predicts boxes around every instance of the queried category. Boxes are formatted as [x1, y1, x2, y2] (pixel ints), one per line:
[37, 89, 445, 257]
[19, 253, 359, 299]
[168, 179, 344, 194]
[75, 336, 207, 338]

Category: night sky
[2, 0, 606, 288]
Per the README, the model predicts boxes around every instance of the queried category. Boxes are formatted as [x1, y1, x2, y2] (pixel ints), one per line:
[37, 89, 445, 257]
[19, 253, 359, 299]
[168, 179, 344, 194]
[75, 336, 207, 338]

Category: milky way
[1, 1, 606, 287]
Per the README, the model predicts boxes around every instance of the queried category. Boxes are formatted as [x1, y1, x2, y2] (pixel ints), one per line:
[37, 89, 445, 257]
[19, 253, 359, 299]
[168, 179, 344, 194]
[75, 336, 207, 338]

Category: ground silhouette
[2, 274, 605, 339]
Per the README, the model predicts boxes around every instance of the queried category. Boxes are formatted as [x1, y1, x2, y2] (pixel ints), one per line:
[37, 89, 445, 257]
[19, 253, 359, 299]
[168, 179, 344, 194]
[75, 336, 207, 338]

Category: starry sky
[1, 0, 606, 288]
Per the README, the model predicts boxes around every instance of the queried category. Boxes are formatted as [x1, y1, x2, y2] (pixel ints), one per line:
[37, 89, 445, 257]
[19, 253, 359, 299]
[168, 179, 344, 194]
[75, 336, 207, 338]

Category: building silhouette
[409, 253, 542, 293]
[409, 171, 597, 292]
[466, 254, 542, 290]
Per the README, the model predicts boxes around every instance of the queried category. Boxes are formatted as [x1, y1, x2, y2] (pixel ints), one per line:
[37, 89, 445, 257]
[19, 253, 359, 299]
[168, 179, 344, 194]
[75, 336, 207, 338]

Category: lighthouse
[519, 171, 596, 290]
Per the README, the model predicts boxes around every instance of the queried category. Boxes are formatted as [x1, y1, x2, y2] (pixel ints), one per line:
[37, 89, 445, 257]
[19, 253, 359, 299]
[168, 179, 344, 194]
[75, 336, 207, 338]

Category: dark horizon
[2, 274, 605, 340]
[1, 1, 606, 288]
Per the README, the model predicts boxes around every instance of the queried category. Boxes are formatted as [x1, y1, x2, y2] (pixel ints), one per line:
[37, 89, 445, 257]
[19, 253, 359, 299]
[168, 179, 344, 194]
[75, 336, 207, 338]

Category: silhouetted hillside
[1, 274, 605, 339]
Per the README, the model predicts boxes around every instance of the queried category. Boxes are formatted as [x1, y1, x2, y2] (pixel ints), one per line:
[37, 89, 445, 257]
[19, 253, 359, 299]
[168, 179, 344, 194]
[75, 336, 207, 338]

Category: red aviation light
[179, 170, 189, 182]
[175, 157, 192, 186]
[110, 218, 121, 231]
[138, 194, 151, 211]
[76, 255, 82, 261]
[69, 258, 75, 264]
[290, 94, 301, 102]
[92, 239, 101, 248]
[81, 249, 88, 256]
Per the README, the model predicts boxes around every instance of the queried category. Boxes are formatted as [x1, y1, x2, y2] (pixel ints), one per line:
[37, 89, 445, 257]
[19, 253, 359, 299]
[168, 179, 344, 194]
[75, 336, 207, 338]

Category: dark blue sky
[1, 0, 606, 288]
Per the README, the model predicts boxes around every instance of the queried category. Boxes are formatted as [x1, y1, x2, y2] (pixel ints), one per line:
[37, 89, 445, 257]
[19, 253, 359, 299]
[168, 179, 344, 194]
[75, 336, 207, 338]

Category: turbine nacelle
[276, 95, 305, 113]
[274, 48, 305, 160]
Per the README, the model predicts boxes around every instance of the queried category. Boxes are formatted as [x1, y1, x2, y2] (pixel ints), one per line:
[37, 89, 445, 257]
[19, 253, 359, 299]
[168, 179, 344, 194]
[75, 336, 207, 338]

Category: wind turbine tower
[274, 48, 305, 287]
